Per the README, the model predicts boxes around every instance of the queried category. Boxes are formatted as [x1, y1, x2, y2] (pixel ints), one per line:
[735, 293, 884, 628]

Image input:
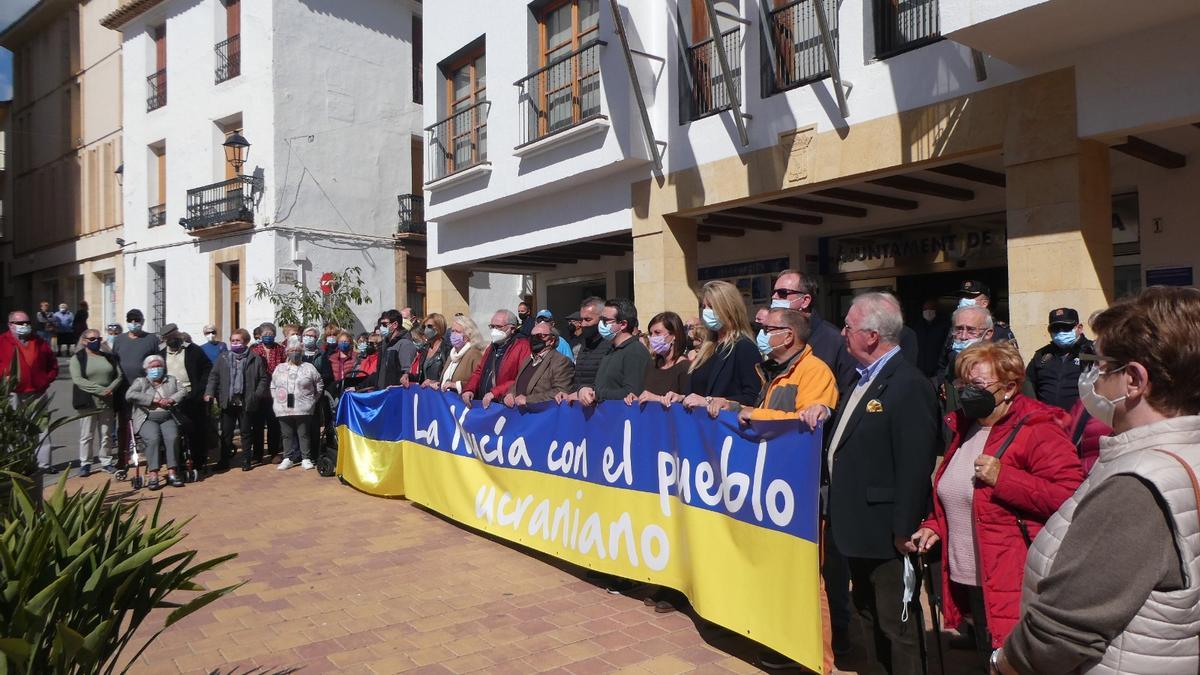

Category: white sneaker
[301, 459, 315, 471]
[277, 458, 295, 471]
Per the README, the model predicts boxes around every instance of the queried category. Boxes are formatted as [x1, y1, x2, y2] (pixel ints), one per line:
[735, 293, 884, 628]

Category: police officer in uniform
[1025, 307, 1094, 410]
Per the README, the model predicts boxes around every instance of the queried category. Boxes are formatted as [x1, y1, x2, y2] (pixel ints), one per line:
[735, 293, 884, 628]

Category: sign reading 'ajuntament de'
[822, 214, 1008, 274]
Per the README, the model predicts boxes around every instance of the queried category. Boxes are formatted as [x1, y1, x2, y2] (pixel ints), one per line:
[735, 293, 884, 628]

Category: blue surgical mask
[701, 308, 722, 331]
[14, 324, 32, 337]
[957, 298, 976, 309]
[597, 320, 616, 340]
[379, 324, 391, 338]
[338, 341, 352, 352]
[756, 329, 774, 356]
[1052, 330, 1078, 348]
[147, 367, 164, 380]
[261, 335, 275, 345]
[303, 335, 317, 348]
[951, 337, 981, 353]
[127, 321, 142, 333]
[769, 298, 792, 310]
[356, 342, 368, 352]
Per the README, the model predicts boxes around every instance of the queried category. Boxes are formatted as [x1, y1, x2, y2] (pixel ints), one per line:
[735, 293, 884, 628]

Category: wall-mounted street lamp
[223, 132, 251, 175]
[115, 163, 124, 186]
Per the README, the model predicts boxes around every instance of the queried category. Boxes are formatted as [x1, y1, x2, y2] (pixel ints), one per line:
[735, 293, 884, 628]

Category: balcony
[146, 69, 167, 111]
[215, 35, 240, 84]
[874, 0, 940, 59]
[148, 203, 166, 227]
[767, 0, 837, 93]
[516, 40, 605, 148]
[683, 28, 741, 122]
[180, 175, 260, 236]
[425, 100, 489, 187]
[397, 194, 425, 236]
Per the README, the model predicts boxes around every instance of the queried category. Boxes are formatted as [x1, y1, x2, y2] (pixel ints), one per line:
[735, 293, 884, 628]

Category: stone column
[632, 213, 699, 320]
[1004, 70, 1113, 351]
[426, 267, 470, 318]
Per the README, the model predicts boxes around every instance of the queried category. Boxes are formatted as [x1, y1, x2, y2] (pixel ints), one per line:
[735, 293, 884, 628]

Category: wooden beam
[506, 254, 579, 264]
[525, 249, 600, 260]
[714, 214, 822, 228]
[698, 223, 746, 237]
[704, 216, 782, 232]
[768, 196, 868, 217]
[556, 245, 630, 257]
[813, 187, 919, 210]
[868, 175, 975, 201]
[1113, 136, 1187, 169]
[928, 163, 1007, 187]
[486, 260, 557, 270]
[723, 207, 822, 225]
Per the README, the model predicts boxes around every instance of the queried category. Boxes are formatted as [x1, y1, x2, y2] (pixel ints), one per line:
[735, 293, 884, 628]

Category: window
[412, 16, 422, 104]
[763, 0, 837, 95]
[147, 25, 167, 111]
[873, 0, 940, 60]
[150, 263, 166, 331]
[216, 0, 241, 83]
[149, 142, 166, 227]
[430, 43, 487, 179]
[517, 0, 601, 143]
[680, 0, 741, 122]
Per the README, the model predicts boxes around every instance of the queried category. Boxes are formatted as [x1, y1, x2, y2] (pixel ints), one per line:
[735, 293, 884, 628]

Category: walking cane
[921, 552, 946, 675]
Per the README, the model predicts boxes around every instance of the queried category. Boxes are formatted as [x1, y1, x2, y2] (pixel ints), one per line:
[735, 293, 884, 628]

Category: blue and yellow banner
[336, 387, 824, 671]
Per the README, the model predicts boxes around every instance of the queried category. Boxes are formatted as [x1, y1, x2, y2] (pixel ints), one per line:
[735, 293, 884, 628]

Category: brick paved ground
[56, 463, 976, 675]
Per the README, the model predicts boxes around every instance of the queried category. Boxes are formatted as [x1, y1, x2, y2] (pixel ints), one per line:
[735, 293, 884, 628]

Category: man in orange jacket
[1, 310, 61, 472]
[736, 307, 839, 674]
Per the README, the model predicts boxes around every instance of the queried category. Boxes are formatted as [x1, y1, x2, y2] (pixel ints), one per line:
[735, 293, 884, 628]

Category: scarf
[229, 348, 249, 398]
[441, 343, 473, 386]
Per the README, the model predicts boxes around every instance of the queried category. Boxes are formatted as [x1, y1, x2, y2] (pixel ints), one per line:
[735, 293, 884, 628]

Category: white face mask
[489, 328, 508, 344]
[205, 333, 217, 343]
[922, 310, 936, 322]
[1078, 364, 1128, 427]
[770, 298, 792, 310]
[957, 297, 976, 309]
[900, 556, 917, 623]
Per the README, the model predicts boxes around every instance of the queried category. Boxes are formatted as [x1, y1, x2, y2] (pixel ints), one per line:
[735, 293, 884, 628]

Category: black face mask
[530, 339, 550, 354]
[959, 385, 999, 419]
[580, 324, 599, 342]
[166, 338, 183, 350]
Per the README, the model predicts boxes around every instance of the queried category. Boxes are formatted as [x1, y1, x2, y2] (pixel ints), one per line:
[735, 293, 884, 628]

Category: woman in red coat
[910, 341, 1084, 667]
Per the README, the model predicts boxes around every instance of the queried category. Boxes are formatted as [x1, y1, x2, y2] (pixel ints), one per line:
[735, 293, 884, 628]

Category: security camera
[116, 238, 126, 247]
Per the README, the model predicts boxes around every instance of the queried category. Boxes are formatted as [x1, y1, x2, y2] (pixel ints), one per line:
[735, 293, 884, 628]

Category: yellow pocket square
[866, 399, 884, 413]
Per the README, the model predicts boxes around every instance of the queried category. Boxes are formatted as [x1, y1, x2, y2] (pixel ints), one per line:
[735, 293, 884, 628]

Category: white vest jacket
[1023, 415, 1200, 674]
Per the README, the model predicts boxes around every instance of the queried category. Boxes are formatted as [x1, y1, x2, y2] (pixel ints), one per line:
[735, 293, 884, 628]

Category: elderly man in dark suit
[826, 292, 940, 675]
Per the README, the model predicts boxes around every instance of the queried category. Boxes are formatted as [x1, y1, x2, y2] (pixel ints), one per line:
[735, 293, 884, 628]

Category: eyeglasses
[534, 316, 553, 324]
[423, 324, 435, 330]
[599, 316, 619, 325]
[772, 288, 807, 299]
[761, 325, 790, 333]
[956, 379, 1000, 390]
[488, 324, 509, 330]
[9, 321, 30, 326]
[953, 325, 987, 337]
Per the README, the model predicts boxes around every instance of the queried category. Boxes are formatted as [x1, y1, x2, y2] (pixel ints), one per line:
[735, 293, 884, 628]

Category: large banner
[336, 387, 824, 671]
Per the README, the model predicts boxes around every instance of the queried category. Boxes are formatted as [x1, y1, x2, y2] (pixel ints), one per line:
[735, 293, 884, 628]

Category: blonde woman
[664, 280, 762, 417]
[424, 314, 485, 394]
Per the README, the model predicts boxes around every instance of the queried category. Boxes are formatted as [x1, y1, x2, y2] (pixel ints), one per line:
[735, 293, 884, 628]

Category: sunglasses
[423, 324, 435, 330]
[534, 316, 554, 324]
[772, 288, 807, 299]
[9, 321, 30, 326]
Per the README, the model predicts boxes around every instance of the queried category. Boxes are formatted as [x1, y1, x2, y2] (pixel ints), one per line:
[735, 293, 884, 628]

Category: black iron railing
[181, 175, 259, 232]
[767, 0, 836, 92]
[516, 40, 605, 147]
[397, 194, 425, 234]
[426, 99, 489, 182]
[146, 69, 167, 111]
[874, 0, 940, 59]
[148, 203, 166, 227]
[684, 28, 741, 121]
[215, 35, 240, 84]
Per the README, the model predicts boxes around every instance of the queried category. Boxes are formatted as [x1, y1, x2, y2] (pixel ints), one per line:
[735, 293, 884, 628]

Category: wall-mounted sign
[820, 213, 1007, 275]
[320, 272, 336, 294]
[1146, 266, 1193, 288]
[277, 268, 298, 285]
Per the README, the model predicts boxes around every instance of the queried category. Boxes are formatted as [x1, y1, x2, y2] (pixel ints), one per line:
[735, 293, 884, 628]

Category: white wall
[118, 0, 424, 336]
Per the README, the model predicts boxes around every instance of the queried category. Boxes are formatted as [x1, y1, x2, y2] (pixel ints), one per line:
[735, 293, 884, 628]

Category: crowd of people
[4, 276, 1200, 674]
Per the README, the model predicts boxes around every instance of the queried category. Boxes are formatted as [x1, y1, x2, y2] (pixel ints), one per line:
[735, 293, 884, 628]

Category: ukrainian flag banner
[336, 387, 824, 671]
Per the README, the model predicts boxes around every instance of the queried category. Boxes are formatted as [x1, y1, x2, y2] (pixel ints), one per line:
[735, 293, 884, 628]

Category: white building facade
[104, 0, 428, 338]
[423, 0, 1200, 350]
